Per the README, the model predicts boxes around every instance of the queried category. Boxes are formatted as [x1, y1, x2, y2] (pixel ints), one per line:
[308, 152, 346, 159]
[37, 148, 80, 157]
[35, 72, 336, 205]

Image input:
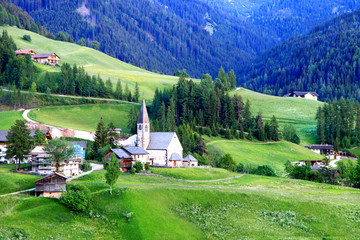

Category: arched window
[138, 125, 142, 130]
[145, 125, 148, 132]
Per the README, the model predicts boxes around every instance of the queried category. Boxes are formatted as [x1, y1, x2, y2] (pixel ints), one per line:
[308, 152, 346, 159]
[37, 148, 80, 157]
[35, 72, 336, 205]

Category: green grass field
[151, 167, 239, 180]
[1, 170, 360, 239]
[0, 26, 181, 99]
[0, 110, 23, 130]
[28, 103, 137, 132]
[0, 165, 39, 195]
[231, 88, 323, 145]
[206, 138, 323, 172]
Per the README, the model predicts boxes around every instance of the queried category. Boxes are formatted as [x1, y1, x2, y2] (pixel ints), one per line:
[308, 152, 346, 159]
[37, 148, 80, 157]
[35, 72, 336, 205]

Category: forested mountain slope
[242, 9, 360, 102]
[6, 0, 277, 77]
[7, 0, 360, 78]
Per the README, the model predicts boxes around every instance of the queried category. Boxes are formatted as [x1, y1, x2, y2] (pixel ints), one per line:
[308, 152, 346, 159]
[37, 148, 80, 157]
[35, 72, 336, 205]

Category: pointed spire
[137, 98, 150, 124]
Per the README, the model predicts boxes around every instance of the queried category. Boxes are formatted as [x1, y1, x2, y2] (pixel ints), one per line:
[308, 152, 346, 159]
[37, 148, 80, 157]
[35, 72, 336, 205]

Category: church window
[145, 125, 148, 132]
[139, 125, 142, 130]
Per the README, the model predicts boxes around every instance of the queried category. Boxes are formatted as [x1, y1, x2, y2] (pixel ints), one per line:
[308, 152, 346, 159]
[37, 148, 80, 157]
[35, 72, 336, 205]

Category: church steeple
[137, 98, 150, 149]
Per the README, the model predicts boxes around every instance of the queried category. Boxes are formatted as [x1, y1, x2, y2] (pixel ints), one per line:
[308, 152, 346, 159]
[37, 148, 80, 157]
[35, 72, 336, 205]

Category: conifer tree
[134, 82, 140, 103]
[115, 79, 123, 100]
[6, 120, 32, 170]
[243, 100, 252, 132]
[256, 112, 265, 141]
[270, 115, 280, 141]
[33, 128, 46, 146]
[92, 117, 109, 155]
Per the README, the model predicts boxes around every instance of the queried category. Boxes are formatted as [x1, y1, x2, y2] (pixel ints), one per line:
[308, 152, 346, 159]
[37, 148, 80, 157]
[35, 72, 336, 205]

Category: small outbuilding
[34, 172, 67, 198]
[183, 154, 198, 167]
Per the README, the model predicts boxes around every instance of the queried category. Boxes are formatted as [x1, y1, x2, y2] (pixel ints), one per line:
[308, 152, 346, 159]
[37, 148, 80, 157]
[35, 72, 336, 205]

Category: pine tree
[115, 79, 123, 100]
[166, 97, 177, 132]
[227, 69, 237, 89]
[92, 117, 109, 156]
[133, 82, 140, 103]
[243, 100, 252, 132]
[33, 128, 46, 146]
[270, 115, 280, 141]
[6, 120, 32, 170]
[127, 107, 139, 134]
[256, 112, 265, 141]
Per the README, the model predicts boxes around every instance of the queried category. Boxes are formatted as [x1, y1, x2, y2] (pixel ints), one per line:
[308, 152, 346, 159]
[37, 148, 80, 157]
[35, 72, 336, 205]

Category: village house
[15, 49, 37, 60]
[34, 172, 67, 198]
[33, 53, 60, 66]
[0, 130, 52, 163]
[68, 141, 87, 161]
[304, 144, 342, 160]
[284, 91, 319, 101]
[292, 159, 325, 167]
[105, 99, 198, 172]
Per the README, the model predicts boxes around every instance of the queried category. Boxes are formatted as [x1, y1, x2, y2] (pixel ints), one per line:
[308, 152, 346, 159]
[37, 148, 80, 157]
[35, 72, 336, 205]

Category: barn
[34, 172, 67, 198]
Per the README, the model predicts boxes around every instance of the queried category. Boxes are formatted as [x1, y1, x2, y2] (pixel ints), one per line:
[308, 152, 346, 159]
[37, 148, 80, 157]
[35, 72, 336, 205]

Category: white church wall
[148, 150, 167, 166]
[166, 135, 183, 162]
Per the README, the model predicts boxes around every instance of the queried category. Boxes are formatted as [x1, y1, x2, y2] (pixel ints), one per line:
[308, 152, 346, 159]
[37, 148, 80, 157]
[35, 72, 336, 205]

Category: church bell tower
[137, 98, 150, 149]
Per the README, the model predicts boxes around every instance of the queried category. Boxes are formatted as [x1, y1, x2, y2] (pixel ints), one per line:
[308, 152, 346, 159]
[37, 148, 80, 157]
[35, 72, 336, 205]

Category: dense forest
[242, 9, 360, 102]
[316, 98, 360, 151]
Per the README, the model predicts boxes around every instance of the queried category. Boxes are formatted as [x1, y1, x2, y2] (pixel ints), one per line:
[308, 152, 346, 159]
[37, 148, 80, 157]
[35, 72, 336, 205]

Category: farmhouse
[33, 53, 60, 66]
[104, 147, 149, 173]
[15, 49, 36, 59]
[284, 91, 319, 101]
[34, 172, 67, 198]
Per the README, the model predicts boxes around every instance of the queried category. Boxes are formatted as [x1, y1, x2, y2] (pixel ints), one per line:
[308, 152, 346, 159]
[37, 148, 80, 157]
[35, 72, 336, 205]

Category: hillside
[242, 8, 360, 102]
[0, 26, 180, 99]
[1, 168, 360, 239]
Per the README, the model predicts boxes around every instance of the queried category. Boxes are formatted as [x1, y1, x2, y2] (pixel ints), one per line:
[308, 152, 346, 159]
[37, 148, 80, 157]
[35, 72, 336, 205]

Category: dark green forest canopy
[242, 8, 360, 102]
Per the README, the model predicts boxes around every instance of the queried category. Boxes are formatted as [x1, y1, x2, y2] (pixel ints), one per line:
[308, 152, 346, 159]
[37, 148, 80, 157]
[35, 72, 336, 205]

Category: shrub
[253, 165, 276, 177]
[133, 161, 143, 172]
[22, 34, 31, 42]
[59, 184, 91, 213]
[217, 154, 236, 171]
[130, 167, 136, 174]
[236, 163, 245, 172]
[145, 162, 150, 171]
[81, 162, 91, 171]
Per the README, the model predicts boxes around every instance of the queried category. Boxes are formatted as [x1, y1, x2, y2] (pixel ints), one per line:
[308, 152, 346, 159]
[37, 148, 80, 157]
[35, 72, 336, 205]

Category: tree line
[316, 98, 360, 150]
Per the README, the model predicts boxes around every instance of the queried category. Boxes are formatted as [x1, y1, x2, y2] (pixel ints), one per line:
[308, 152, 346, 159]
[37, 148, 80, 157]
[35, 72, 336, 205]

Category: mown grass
[0, 110, 23, 130]
[206, 138, 323, 172]
[1, 170, 360, 239]
[0, 26, 181, 99]
[231, 88, 323, 145]
[28, 103, 137, 132]
[0, 165, 39, 195]
[150, 167, 240, 180]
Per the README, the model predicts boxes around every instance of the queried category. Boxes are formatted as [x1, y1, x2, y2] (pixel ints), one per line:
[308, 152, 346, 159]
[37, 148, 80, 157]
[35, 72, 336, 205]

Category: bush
[236, 163, 245, 172]
[130, 167, 136, 174]
[22, 34, 31, 42]
[133, 161, 143, 172]
[253, 165, 276, 176]
[145, 162, 150, 171]
[59, 184, 91, 213]
[217, 154, 236, 171]
[81, 162, 91, 171]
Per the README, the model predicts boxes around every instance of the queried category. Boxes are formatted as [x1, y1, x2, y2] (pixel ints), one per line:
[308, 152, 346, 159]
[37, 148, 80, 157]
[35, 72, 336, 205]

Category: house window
[138, 125, 142, 130]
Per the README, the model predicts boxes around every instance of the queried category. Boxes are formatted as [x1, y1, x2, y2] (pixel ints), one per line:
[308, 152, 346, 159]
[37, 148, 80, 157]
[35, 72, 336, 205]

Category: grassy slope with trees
[0, 26, 180, 99]
[0, 170, 360, 239]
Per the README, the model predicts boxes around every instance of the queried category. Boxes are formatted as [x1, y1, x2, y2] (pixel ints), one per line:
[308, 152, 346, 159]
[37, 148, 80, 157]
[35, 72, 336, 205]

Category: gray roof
[34, 172, 67, 183]
[183, 154, 198, 162]
[110, 149, 132, 159]
[292, 91, 319, 97]
[0, 130, 48, 142]
[34, 53, 58, 59]
[137, 98, 150, 124]
[305, 145, 333, 150]
[147, 132, 176, 150]
[123, 147, 149, 155]
[169, 153, 183, 161]
[68, 141, 88, 148]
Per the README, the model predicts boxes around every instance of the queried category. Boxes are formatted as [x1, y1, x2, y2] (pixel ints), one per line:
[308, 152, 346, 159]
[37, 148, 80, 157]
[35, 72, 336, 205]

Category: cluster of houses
[105, 99, 198, 172]
[284, 91, 319, 101]
[0, 129, 86, 178]
[15, 49, 60, 66]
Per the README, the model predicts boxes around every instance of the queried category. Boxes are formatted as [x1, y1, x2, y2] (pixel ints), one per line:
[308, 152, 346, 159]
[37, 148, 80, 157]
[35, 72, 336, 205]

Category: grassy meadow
[0, 26, 181, 99]
[150, 167, 240, 180]
[206, 137, 323, 172]
[28, 103, 138, 132]
[1, 170, 360, 239]
[231, 88, 323, 145]
[0, 110, 23, 130]
[0, 165, 39, 195]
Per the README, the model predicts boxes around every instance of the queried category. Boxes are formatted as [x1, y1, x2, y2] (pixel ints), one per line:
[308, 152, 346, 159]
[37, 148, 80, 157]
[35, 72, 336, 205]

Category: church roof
[123, 147, 149, 155]
[147, 132, 176, 150]
[137, 98, 150, 124]
[169, 153, 183, 161]
[183, 154, 198, 162]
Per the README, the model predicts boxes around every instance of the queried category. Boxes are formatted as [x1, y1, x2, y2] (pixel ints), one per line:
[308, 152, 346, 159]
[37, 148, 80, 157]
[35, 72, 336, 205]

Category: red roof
[15, 49, 36, 54]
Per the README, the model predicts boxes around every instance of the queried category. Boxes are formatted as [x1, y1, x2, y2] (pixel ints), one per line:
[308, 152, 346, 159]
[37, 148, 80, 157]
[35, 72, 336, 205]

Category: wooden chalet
[104, 147, 149, 173]
[15, 49, 37, 60]
[34, 172, 67, 198]
[34, 53, 60, 66]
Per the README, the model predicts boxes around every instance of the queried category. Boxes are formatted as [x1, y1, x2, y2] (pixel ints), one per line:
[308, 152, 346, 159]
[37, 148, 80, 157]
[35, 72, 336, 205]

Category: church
[105, 99, 198, 170]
